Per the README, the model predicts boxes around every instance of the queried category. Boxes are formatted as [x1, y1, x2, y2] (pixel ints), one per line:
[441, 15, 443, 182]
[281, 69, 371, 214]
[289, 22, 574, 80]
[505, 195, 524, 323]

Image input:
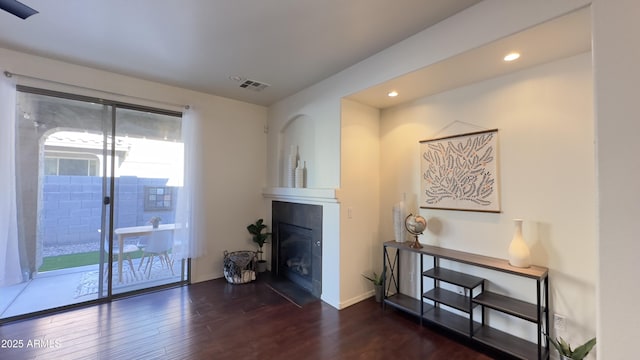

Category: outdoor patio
[1, 242, 183, 319]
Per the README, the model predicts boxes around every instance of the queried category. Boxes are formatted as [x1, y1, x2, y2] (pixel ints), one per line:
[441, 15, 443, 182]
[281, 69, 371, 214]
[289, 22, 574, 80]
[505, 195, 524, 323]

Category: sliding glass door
[109, 107, 185, 295]
[0, 88, 187, 320]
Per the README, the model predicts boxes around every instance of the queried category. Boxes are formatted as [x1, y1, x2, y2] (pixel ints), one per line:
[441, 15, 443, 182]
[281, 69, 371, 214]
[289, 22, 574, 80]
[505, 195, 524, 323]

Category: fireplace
[272, 201, 322, 298]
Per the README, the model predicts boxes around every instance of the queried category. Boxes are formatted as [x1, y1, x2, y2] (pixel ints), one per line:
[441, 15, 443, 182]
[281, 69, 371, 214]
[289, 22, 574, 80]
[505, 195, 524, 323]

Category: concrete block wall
[42, 175, 176, 246]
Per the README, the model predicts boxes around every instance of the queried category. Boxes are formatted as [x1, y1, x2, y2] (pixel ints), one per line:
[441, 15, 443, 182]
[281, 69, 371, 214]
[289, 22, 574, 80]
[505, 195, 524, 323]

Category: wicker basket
[223, 250, 257, 284]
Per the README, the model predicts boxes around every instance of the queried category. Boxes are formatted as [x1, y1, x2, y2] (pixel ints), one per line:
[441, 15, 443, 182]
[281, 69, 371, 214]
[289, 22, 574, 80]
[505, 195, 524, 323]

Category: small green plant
[247, 218, 271, 260]
[149, 216, 162, 227]
[362, 269, 385, 286]
[548, 335, 596, 360]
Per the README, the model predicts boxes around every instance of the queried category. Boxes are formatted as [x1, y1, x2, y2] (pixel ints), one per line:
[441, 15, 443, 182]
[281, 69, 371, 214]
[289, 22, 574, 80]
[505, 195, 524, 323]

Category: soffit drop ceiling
[347, 7, 592, 109]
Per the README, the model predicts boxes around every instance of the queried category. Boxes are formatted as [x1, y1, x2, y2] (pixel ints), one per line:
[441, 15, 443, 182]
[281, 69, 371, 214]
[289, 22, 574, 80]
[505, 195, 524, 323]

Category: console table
[382, 240, 549, 360]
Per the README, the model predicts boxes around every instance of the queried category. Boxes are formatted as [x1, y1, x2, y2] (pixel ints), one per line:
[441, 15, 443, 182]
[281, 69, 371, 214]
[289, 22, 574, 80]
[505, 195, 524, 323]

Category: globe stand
[405, 213, 427, 249]
[409, 234, 423, 249]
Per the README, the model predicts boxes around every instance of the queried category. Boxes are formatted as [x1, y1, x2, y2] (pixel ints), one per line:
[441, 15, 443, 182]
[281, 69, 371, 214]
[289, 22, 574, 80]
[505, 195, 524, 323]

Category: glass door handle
[103, 196, 110, 205]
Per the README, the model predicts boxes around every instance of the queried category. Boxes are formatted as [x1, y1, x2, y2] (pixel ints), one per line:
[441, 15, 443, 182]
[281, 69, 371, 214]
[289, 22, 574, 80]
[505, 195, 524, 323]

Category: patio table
[113, 224, 176, 282]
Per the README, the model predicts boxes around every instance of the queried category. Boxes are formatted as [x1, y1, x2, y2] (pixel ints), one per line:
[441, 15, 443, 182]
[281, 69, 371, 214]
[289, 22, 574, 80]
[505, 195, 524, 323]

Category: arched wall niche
[278, 114, 316, 188]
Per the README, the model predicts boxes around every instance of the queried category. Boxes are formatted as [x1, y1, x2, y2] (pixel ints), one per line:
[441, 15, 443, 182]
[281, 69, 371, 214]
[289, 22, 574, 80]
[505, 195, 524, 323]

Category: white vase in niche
[302, 160, 307, 188]
[508, 219, 531, 268]
[295, 160, 305, 188]
[286, 145, 297, 187]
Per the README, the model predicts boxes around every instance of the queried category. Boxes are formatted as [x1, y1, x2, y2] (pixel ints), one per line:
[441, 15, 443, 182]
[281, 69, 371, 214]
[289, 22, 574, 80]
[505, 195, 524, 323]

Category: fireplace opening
[272, 201, 322, 298]
[278, 223, 313, 293]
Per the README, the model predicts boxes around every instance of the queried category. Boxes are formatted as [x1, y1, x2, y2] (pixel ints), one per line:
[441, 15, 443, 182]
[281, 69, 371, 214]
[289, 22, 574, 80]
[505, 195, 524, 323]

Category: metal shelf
[383, 293, 421, 317]
[422, 306, 481, 337]
[473, 291, 540, 323]
[474, 325, 549, 360]
[423, 267, 484, 289]
[383, 241, 550, 360]
[423, 288, 476, 313]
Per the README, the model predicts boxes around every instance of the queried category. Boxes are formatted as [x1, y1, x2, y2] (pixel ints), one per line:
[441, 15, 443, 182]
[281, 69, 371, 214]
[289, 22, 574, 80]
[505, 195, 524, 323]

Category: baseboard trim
[339, 290, 374, 309]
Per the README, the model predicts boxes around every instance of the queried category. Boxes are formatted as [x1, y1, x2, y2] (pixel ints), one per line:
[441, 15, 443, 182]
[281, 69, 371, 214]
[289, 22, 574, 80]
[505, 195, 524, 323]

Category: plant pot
[374, 284, 384, 303]
[256, 260, 267, 273]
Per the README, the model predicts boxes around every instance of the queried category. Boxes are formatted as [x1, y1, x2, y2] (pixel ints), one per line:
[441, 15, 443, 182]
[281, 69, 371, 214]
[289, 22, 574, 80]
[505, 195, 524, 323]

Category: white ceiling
[0, 0, 481, 106]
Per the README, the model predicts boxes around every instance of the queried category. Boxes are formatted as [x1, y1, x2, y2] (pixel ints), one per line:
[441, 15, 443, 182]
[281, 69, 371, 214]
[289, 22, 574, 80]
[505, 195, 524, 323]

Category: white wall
[340, 99, 381, 307]
[593, 0, 640, 358]
[0, 47, 268, 283]
[266, 0, 590, 191]
[278, 115, 317, 188]
[378, 53, 595, 347]
[268, 0, 591, 311]
[268, 97, 341, 189]
[270, 0, 640, 356]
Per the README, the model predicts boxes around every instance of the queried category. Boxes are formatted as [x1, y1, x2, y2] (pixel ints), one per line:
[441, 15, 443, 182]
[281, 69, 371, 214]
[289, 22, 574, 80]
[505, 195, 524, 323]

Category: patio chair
[104, 242, 139, 281]
[137, 230, 174, 279]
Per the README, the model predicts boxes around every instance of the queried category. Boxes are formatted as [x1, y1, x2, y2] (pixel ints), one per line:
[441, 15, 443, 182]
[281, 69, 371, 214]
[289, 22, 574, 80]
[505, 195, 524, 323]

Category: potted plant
[247, 218, 271, 272]
[149, 216, 161, 229]
[362, 269, 385, 302]
[548, 335, 596, 360]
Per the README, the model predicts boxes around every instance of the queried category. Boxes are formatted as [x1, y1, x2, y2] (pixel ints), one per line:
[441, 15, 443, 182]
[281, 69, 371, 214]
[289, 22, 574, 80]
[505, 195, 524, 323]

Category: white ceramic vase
[287, 145, 297, 187]
[508, 219, 531, 268]
[392, 197, 407, 242]
[295, 160, 305, 188]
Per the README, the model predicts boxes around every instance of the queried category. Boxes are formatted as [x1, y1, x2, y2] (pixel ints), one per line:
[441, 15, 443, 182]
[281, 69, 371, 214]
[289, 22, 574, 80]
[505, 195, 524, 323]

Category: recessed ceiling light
[503, 52, 521, 62]
[228, 75, 244, 82]
[388, 91, 399, 97]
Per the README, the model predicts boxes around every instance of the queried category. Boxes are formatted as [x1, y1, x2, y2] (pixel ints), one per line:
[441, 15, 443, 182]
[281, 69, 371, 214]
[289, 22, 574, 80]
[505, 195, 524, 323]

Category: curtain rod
[3, 70, 190, 111]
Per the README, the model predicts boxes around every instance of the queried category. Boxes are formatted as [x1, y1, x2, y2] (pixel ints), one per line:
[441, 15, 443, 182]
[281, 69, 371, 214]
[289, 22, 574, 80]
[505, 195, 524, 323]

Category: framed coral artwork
[420, 129, 500, 213]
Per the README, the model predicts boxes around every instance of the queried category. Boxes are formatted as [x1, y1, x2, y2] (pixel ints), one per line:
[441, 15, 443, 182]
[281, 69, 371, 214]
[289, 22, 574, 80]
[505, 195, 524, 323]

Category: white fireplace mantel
[262, 187, 340, 204]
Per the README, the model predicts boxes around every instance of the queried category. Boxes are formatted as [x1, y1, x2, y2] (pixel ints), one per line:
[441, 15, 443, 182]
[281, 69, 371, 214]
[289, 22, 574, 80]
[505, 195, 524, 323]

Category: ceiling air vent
[239, 79, 270, 92]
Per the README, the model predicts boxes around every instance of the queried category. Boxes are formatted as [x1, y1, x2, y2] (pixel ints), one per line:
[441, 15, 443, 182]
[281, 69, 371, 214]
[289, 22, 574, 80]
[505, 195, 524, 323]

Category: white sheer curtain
[0, 73, 23, 286]
[173, 106, 205, 260]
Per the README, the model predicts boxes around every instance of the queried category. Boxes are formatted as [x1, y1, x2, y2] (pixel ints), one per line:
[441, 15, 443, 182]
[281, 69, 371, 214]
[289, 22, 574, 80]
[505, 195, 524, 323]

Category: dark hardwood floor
[0, 277, 498, 360]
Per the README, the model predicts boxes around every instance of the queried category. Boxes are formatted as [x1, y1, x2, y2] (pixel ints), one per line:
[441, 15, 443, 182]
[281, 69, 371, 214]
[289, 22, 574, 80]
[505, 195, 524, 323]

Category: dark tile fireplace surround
[271, 201, 322, 298]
